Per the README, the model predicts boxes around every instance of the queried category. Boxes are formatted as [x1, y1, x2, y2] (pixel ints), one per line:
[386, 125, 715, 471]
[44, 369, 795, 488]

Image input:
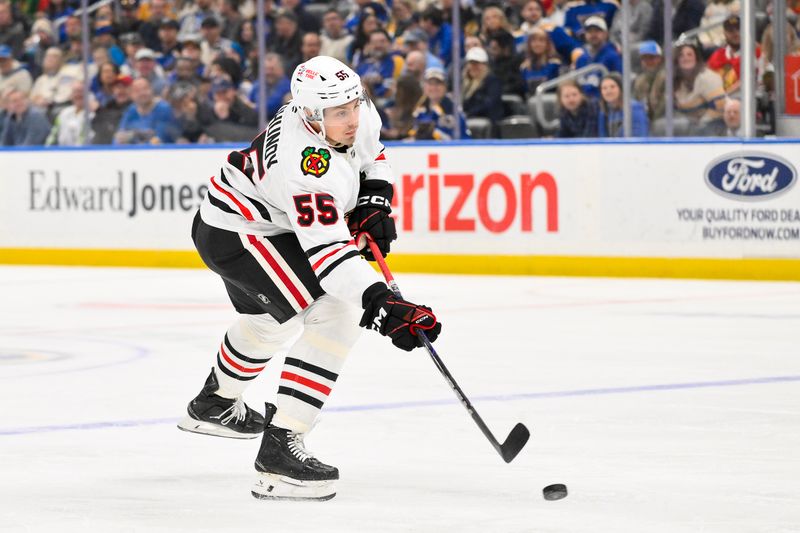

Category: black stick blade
[500, 423, 530, 463]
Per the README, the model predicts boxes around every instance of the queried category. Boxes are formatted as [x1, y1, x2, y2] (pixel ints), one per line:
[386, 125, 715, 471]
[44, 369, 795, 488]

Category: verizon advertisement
[0, 142, 798, 259]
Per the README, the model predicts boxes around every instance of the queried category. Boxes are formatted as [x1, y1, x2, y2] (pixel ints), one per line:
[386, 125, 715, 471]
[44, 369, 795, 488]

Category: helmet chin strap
[300, 107, 349, 148]
[300, 106, 329, 144]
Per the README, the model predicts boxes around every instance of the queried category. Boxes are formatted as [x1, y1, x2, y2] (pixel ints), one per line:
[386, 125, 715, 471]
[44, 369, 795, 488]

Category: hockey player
[178, 55, 442, 501]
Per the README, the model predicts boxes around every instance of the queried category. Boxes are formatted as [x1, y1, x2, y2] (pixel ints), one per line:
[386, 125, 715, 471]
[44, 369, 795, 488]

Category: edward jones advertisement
[0, 141, 798, 260]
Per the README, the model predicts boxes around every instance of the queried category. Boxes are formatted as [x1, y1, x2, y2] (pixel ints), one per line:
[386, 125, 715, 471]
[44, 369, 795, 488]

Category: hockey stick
[364, 237, 530, 463]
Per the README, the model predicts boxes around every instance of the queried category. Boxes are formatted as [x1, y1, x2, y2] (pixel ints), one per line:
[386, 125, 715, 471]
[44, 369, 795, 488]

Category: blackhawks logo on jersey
[300, 146, 331, 177]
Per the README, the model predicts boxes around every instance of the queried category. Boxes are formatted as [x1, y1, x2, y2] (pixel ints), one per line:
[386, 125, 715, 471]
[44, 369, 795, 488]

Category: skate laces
[215, 398, 247, 426]
[286, 431, 314, 462]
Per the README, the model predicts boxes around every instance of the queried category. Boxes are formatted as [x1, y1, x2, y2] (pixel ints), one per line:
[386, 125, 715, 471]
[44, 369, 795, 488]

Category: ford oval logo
[705, 152, 797, 201]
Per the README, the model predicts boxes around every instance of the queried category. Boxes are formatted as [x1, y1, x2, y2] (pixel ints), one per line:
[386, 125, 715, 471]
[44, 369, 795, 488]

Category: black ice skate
[251, 403, 338, 501]
[177, 368, 265, 439]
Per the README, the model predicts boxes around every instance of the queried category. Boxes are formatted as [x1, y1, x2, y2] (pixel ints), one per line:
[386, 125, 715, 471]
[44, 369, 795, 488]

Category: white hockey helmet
[291, 56, 363, 124]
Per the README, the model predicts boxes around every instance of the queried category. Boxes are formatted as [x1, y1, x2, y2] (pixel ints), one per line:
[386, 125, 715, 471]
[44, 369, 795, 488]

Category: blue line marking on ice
[2, 374, 798, 436]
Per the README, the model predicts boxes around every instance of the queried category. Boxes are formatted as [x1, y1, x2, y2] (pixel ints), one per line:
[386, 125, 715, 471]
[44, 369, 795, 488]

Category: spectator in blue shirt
[420, 7, 458, 68]
[248, 52, 291, 118]
[409, 67, 469, 140]
[400, 28, 445, 71]
[156, 19, 182, 72]
[356, 29, 405, 99]
[0, 89, 51, 146]
[563, 0, 618, 38]
[574, 16, 622, 98]
[597, 73, 648, 137]
[114, 77, 180, 144]
[520, 28, 562, 97]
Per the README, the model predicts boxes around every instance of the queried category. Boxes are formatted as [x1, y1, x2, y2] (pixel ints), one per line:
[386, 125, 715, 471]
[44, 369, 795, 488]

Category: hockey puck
[542, 484, 568, 501]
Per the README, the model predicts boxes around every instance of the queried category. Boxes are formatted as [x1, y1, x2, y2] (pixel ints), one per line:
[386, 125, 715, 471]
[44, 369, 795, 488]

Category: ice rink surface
[0, 265, 798, 533]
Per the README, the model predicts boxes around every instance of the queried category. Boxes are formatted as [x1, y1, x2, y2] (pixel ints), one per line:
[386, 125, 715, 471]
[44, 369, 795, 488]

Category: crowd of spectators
[0, 0, 798, 146]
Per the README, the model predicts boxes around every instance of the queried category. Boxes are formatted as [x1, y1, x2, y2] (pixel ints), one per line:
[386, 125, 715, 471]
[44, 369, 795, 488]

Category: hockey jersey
[199, 99, 391, 308]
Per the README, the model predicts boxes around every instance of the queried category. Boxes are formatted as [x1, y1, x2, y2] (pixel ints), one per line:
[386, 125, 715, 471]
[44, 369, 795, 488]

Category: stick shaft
[365, 239, 506, 453]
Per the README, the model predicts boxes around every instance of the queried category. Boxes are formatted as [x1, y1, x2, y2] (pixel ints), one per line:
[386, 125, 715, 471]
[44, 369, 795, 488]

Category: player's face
[323, 98, 361, 146]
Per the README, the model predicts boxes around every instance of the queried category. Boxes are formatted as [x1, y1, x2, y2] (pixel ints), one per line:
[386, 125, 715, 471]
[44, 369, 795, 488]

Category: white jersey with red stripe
[199, 98, 391, 308]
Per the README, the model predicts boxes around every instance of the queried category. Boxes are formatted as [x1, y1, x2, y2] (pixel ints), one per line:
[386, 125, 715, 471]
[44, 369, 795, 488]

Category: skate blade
[176, 417, 261, 440]
[251, 472, 336, 501]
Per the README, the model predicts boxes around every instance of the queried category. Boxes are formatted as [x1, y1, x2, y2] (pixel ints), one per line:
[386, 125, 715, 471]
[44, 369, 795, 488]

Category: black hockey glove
[360, 282, 442, 352]
[347, 180, 397, 261]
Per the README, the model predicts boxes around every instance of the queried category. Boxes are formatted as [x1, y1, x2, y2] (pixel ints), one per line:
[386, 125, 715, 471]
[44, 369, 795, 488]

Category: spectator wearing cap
[707, 15, 761, 94]
[133, 48, 167, 96]
[487, 31, 525, 97]
[92, 74, 133, 144]
[248, 52, 290, 118]
[609, 0, 652, 46]
[320, 9, 353, 65]
[266, 9, 303, 74]
[574, 16, 622, 99]
[673, 42, 726, 130]
[200, 16, 239, 69]
[300, 32, 322, 63]
[204, 76, 258, 140]
[597, 73, 648, 137]
[356, 29, 404, 99]
[117, 0, 143, 36]
[462, 46, 504, 126]
[520, 28, 561, 97]
[93, 22, 127, 68]
[633, 40, 666, 124]
[29, 47, 75, 111]
[0, 0, 25, 59]
[90, 61, 121, 108]
[1, 89, 51, 146]
[409, 67, 469, 140]
[156, 18, 181, 71]
[178, 0, 219, 43]
[115, 77, 179, 144]
[699, 0, 741, 49]
[178, 34, 203, 66]
[420, 7, 458, 68]
[556, 79, 599, 138]
[120, 32, 146, 68]
[401, 28, 445, 71]
[165, 82, 209, 143]
[22, 18, 58, 78]
[46, 80, 96, 146]
[563, 0, 618, 38]
[0, 45, 32, 96]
